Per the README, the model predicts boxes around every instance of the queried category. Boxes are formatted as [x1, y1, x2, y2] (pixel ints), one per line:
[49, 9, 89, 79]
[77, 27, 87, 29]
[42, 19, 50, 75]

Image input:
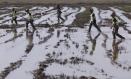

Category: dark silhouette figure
[25, 29, 35, 53]
[57, 5, 64, 24]
[89, 33, 101, 55]
[112, 39, 123, 62]
[11, 8, 18, 25]
[89, 8, 101, 33]
[111, 12, 125, 39]
[25, 9, 36, 30]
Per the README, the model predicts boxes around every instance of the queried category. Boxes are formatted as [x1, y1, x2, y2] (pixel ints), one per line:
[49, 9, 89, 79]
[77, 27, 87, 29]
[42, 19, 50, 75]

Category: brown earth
[0, 0, 131, 5]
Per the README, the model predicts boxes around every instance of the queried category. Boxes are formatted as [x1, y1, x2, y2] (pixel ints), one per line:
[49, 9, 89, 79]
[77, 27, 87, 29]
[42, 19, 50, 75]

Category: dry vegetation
[72, 8, 90, 27]
[120, 5, 131, 12]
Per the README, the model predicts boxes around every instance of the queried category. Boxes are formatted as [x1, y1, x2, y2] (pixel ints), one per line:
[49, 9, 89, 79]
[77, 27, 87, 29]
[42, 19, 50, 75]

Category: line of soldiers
[11, 8, 36, 30]
[11, 6, 125, 40]
[11, 5, 64, 30]
[89, 8, 125, 39]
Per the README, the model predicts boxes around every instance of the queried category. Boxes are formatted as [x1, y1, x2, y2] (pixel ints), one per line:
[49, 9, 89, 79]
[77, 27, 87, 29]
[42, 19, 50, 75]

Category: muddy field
[0, 5, 131, 79]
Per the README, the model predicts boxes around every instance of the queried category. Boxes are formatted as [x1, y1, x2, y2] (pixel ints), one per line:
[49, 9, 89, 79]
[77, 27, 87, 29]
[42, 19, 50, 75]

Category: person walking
[11, 8, 18, 25]
[25, 9, 36, 30]
[89, 8, 101, 33]
[57, 5, 64, 24]
[111, 12, 125, 39]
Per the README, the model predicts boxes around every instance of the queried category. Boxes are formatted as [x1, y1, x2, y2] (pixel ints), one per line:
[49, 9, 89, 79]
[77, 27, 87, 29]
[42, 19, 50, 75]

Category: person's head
[89, 8, 93, 13]
[12, 8, 15, 11]
[111, 12, 116, 17]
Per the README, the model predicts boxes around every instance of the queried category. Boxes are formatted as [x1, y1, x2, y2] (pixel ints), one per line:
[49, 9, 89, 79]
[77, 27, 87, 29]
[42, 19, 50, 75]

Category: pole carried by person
[57, 4, 64, 24]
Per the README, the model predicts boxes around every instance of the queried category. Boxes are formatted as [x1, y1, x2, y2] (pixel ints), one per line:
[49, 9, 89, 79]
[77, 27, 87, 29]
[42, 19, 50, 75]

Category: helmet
[12, 8, 15, 11]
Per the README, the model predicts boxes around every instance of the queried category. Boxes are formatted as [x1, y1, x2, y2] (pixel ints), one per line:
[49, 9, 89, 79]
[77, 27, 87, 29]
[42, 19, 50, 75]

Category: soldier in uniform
[111, 12, 125, 39]
[25, 9, 36, 30]
[57, 5, 64, 24]
[11, 8, 18, 25]
[89, 8, 101, 33]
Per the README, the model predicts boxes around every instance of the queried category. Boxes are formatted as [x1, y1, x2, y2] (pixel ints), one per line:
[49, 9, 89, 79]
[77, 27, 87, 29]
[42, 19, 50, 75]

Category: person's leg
[14, 17, 18, 25]
[30, 20, 36, 30]
[94, 21, 101, 32]
[115, 27, 125, 39]
[116, 33, 125, 39]
[89, 22, 93, 32]
[11, 19, 13, 24]
[26, 20, 29, 30]
[60, 15, 64, 22]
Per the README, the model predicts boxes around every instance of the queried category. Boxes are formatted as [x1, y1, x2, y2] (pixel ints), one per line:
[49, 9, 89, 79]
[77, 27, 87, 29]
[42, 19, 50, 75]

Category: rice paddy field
[0, 5, 131, 79]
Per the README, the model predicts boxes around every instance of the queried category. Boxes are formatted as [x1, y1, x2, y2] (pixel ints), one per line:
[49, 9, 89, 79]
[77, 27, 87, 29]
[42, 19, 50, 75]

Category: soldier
[11, 8, 18, 25]
[89, 8, 101, 33]
[111, 12, 125, 39]
[25, 9, 36, 30]
[57, 5, 64, 24]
